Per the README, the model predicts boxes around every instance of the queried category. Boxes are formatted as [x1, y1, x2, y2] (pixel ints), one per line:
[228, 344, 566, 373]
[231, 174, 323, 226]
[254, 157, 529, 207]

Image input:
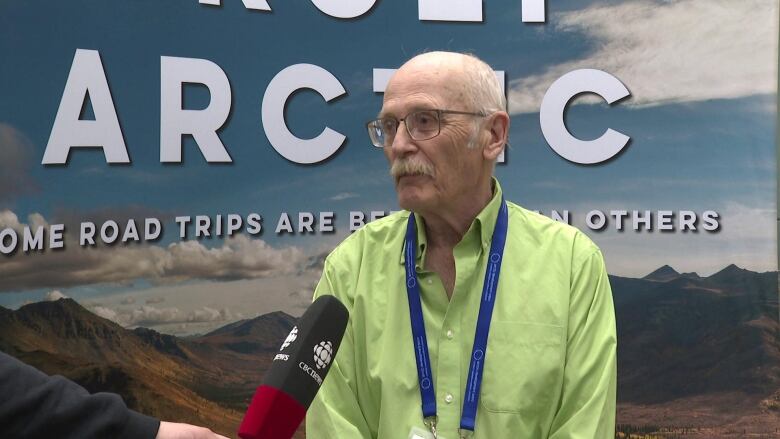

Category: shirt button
[445, 393, 453, 404]
[446, 330, 454, 339]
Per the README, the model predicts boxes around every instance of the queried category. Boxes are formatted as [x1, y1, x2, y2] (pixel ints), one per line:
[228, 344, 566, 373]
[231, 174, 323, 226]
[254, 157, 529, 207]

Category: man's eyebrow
[377, 106, 435, 119]
[377, 108, 399, 119]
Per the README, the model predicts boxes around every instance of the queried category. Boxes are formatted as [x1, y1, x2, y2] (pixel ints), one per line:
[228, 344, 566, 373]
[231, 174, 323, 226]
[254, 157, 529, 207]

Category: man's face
[380, 61, 486, 214]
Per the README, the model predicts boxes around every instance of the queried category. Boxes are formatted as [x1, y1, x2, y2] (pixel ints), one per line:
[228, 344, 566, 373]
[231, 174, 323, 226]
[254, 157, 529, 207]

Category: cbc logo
[313, 341, 333, 369]
[280, 326, 298, 351]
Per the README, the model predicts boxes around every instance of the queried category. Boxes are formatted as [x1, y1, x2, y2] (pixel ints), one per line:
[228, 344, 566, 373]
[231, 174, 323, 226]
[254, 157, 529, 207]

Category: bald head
[389, 52, 506, 115]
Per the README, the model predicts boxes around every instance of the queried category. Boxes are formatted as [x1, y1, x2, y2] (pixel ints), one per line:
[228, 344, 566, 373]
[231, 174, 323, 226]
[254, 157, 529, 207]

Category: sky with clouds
[0, 0, 776, 334]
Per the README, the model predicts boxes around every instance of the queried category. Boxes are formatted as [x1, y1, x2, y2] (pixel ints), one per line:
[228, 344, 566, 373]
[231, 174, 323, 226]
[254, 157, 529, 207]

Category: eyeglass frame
[365, 109, 488, 148]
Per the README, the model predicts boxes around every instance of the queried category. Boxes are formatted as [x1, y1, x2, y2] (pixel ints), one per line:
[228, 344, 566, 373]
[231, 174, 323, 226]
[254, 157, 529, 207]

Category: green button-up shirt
[307, 180, 616, 439]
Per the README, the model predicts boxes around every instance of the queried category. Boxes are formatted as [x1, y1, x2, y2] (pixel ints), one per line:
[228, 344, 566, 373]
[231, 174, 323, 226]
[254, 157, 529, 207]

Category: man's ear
[483, 111, 510, 161]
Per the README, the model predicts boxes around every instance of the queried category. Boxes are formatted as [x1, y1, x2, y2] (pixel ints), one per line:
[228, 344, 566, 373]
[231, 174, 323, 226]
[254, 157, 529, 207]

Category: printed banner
[0, 0, 777, 437]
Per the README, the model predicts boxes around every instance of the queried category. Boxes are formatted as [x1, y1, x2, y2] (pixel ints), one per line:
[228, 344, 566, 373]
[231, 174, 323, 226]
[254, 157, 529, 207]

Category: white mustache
[390, 159, 435, 179]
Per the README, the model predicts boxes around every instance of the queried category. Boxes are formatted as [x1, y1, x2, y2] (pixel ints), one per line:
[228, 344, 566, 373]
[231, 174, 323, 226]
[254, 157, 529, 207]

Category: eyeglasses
[366, 109, 486, 148]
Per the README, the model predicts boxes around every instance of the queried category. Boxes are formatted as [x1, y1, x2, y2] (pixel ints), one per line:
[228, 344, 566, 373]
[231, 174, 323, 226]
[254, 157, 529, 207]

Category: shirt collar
[400, 177, 504, 267]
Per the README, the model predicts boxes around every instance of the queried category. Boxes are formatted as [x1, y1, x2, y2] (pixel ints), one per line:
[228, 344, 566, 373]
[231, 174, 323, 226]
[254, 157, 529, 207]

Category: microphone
[238, 295, 349, 439]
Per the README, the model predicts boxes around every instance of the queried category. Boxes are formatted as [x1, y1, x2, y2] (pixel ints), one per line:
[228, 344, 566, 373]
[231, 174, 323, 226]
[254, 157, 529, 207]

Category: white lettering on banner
[611, 210, 628, 231]
[50, 224, 65, 249]
[146, 218, 162, 240]
[550, 210, 570, 224]
[310, 0, 376, 18]
[100, 220, 119, 244]
[349, 210, 397, 232]
[43, 49, 129, 165]
[372, 68, 507, 163]
[173, 214, 261, 238]
[419, 0, 482, 22]
[0, 229, 17, 254]
[0, 226, 64, 253]
[540, 69, 631, 165]
[45, 53, 631, 166]
[420, 0, 546, 22]
[160, 56, 233, 163]
[586, 210, 607, 230]
[198, 0, 271, 12]
[122, 220, 140, 243]
[679, 211, 696, 231]
[350, 211, 365, 232]
[320, 212, 335, 232]
[262, 64, 346, 164]
[246, 214, 263, 234]
[276, 213, 294, 234]
[23, 227, 44, 252]
[658, 211, 674, 231]
[198, 0, 545, 22]
[522, 0, 545, 22]
[576, 210, 721, 232]
[227, 214, 243, 235]
[702, 211, 719, 231]
[195, 215, 211, 237]
[176, 216, 191, 238]
[633, 210, 652, 231]
[275, 212, 337, 233]
[371, 69, 396, 93]
[299, 212, 315, 233]
[81, 222, 96, 245]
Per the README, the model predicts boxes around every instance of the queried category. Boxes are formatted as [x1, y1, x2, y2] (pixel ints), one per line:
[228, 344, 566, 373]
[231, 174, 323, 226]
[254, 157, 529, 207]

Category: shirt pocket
[479, 321, 565, 414]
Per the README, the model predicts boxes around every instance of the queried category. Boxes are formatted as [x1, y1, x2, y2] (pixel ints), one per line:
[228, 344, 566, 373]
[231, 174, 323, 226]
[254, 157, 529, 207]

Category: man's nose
[389, 121, 417, 156]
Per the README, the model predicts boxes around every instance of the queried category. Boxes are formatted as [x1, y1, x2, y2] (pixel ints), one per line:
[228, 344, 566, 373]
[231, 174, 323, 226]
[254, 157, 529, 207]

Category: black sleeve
[0, 350, 161, 439]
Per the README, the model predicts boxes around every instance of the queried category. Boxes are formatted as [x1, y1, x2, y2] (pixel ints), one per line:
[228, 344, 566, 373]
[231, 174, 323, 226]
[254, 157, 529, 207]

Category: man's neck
[419, 181, 493, 250]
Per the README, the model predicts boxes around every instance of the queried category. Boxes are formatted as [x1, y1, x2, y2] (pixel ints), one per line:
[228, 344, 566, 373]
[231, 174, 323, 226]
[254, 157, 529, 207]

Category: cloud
[0, 123, 39, 205]
[120, 297, 136, 305]
[44, 290, 68, 301]
[88, 304, 235, 327]
[74, 252, 328, 334]
[508, 0, 778, 114]
[91, 305, 119, 321]
[0, 209, 306, 292]
[330, 192, 359, 201]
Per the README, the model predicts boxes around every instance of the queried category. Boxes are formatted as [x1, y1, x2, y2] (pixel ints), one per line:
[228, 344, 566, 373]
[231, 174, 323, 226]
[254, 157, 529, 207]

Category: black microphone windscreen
[265, 294, 349, 408]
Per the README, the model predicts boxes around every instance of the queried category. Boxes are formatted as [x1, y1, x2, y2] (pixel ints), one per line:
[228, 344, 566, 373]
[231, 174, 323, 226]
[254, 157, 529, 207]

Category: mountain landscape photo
[0, 264, 777, 438]
[0, 299, 300, 438]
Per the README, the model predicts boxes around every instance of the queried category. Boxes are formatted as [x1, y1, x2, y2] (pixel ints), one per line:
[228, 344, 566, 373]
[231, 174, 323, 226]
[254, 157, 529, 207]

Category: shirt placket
[435, 236, 484, 436]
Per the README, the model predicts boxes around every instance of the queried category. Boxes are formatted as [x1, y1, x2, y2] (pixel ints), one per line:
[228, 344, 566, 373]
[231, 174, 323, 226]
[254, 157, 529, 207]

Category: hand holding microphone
[238, 295, 349, 439]
[156, 421, 230, 439]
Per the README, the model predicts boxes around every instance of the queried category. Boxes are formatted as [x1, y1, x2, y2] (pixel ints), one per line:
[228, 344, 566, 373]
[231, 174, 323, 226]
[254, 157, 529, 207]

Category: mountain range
[0, 298, 298, 438]
[0, 264, 777, 438]
[613, 264, 779, 436]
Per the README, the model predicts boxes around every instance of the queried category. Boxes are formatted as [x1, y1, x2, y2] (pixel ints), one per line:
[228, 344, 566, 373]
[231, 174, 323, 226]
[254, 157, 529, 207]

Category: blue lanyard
[404, 198, 508, 437]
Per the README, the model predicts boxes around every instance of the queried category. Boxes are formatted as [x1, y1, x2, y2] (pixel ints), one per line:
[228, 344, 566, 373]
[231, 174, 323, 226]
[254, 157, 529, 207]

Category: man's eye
[381, 119, 397, 132]
[415, 113, 437, 130]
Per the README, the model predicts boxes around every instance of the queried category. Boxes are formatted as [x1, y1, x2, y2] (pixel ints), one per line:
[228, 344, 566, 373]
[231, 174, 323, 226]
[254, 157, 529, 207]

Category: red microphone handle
[238, 385, 307, 439]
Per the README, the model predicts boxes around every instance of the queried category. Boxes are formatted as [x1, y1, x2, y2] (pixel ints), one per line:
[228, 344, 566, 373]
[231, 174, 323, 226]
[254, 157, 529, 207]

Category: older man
[306, 52, 616, 439]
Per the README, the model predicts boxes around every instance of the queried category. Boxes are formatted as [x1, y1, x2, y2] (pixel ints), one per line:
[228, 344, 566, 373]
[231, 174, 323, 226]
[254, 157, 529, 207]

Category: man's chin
[397, 192, 429, 212]
[395, 176, 435, 209]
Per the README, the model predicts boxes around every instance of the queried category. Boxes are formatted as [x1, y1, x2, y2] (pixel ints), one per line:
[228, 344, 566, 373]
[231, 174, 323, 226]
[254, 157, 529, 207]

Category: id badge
[408, 426, 449, 439]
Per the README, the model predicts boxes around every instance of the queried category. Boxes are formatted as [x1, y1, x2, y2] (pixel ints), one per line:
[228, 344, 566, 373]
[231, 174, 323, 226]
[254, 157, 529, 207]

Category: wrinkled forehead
[380, 61, 468, 117]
